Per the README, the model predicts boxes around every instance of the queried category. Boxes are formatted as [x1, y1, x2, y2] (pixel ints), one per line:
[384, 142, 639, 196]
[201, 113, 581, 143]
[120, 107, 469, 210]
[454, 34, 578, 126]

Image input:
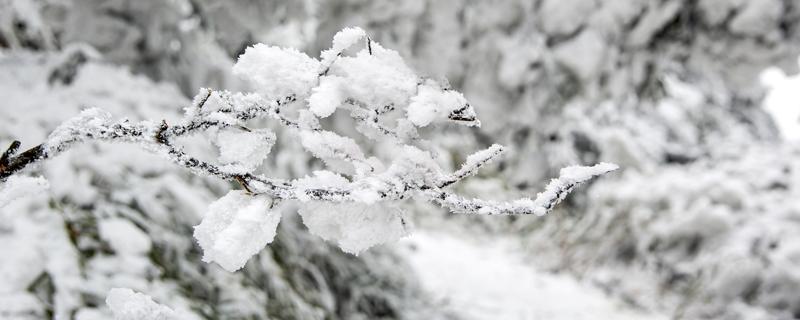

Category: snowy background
[2, 0, 800, 319]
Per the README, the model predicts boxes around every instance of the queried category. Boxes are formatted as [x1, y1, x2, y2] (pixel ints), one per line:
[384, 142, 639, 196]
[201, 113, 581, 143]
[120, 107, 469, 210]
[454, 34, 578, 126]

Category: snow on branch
[438, 144, 505, 188]
[427, 163, 619, 216]
[0, 27, 618, 269]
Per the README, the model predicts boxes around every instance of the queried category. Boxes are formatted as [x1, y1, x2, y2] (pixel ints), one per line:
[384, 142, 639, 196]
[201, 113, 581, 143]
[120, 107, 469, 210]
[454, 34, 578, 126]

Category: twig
[0, 140, 21, 167]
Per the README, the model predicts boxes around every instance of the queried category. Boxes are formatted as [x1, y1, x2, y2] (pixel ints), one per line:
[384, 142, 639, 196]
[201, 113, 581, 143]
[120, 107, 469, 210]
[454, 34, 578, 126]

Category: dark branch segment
[0, 143, 45, 180]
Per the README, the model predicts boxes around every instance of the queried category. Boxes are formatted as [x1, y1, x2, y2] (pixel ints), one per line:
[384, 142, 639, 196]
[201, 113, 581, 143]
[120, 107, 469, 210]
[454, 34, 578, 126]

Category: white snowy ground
[399, 232, 666, 320]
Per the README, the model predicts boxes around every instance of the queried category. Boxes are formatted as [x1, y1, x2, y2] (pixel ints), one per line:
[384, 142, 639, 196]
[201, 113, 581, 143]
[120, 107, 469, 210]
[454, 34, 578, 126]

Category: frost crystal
[233, 44, 321, 99]
[106, 288, 182, 320]
[193, 191, 281, 272]
[298, 201, 409, 255]
[45, 107, 113, 154]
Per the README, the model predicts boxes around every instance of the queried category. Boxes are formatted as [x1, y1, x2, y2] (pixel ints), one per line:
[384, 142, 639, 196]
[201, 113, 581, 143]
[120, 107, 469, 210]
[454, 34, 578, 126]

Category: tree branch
[0, 27, 618, 216]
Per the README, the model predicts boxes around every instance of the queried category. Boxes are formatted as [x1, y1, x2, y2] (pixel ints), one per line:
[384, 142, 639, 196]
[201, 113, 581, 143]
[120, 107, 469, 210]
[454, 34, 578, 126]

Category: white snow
[299, 131, 364, 160]
[407, 83, 474, 127]
[330, 42, 418, 109]
[435, 162, 618, 216]
[193, 191, 281, 272]
[232, 44, 321, 99]
[349, 185, 381, 204]
[321, 27, 367, 64]
[663, 75, 704, 109]
[559, 162, 619, 181]
[332, 27, 367, 51]
[530, 162, 619, 216]
[98, 218, 152, 255]
[106, 288, 182, 320]
[728, 0, 782, 37]
[0, 233, 45, 293]
[761, 64, 800, 141]
[298, 201, 409, 255]
[401, 232, 665, 320]
[307, 76, 346, 118]
[552, 30, 607, 81]
[45, 107, 113, 154]
[215, 129, 275, 172]
[184, 88, 212, 119]
[293, 170, 350, 202]
[299, 130, 371, 174]
[464, 144, 504, 169]
[444, 144, 505, 183]
[0, 175, 49, 208]
[197, 92, 241, 126]
[0, 293, 46, 318]
[384, 145, 444, 186]
[538, 0, 595, 36]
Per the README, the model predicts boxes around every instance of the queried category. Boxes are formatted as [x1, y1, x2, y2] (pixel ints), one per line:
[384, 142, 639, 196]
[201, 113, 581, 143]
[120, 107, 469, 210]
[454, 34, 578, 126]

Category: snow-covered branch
[427, 163, 619, 216]
[438, 144, 505, 188]
[0, 27, 618, 270]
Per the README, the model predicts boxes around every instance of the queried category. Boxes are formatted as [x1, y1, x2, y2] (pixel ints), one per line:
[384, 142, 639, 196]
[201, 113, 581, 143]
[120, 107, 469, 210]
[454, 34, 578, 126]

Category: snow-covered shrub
[0, 27, 616, 274]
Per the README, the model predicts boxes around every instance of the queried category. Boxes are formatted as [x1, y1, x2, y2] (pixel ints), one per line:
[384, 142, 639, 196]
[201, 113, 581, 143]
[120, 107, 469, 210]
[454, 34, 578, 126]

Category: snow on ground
[399, 232, 665, 320]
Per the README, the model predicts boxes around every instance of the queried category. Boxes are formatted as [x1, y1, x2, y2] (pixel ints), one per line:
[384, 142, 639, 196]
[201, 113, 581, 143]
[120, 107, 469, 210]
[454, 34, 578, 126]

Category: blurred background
[2, 0, 800, 319]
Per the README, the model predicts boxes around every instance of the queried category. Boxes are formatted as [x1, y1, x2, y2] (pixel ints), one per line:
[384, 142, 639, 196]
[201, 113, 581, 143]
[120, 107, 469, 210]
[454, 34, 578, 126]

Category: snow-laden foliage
[299, 201, 408, 255]
[232, 44, 320, 99]
[193, 190, 280, 272]
[0, 27, 616, 272]
[407, 81, 476, 127]
[214, 128, 275, 172]
[321, 27, 367, 65]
